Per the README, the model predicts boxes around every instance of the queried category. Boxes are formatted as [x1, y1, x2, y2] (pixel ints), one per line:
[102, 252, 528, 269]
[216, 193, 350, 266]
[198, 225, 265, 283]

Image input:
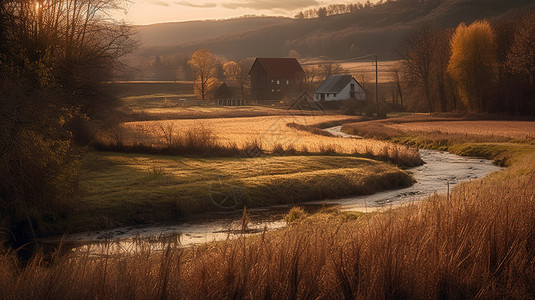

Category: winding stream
[48, 127, 502, 253]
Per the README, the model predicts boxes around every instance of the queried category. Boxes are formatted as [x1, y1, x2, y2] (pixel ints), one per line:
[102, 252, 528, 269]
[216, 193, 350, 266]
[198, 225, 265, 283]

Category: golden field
[114, 115, 421, 164]
[389, 120, 535, 140]
[2, 137, 534, 299]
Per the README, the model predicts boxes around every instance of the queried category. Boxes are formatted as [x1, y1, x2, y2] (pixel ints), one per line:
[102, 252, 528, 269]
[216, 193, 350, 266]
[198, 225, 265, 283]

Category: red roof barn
[249, 58, 305, 100]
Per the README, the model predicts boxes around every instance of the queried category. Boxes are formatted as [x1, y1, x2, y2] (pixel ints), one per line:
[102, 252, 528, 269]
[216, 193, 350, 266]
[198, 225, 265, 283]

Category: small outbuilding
[214, 82, 233, 99]
[314, 75, 366, 102]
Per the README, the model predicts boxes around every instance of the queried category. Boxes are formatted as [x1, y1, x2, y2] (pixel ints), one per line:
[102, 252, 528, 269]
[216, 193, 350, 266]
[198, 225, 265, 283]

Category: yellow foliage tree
[223, 59, 253, 99]
[188, 49, 220, 100]
[223, 61, 241, 87]
[447, 21, 497, 112]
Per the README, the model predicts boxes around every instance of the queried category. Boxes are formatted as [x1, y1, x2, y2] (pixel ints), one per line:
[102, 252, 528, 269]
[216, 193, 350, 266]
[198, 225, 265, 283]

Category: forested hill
[136, 17, 293, 48]
[135, 0, 535, 61]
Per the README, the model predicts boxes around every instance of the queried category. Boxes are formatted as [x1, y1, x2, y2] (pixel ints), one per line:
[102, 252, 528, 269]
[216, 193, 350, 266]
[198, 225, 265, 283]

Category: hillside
[122, 0, 535, 80]
[136, 17, 293, 47]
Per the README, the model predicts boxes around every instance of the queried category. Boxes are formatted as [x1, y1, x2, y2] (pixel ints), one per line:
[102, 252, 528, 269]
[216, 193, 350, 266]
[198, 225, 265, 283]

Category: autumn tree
[188, 49, 220, 100]
[447, 21, 497, 112]
[223, 58, 253, 100]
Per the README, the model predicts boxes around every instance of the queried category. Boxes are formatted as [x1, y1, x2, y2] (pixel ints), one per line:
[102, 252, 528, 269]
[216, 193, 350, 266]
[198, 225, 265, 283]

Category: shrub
[285, 207, 307, 224]
[0, 91, 81, 253]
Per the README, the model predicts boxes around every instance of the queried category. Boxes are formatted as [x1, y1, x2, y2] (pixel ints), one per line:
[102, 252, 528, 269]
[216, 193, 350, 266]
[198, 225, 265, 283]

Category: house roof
[315, 75, 362, 94]
[249, 58, 304, 77]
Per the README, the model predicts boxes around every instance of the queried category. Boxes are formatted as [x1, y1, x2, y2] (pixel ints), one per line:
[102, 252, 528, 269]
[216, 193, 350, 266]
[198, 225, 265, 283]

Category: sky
[114, 0, 369, 25]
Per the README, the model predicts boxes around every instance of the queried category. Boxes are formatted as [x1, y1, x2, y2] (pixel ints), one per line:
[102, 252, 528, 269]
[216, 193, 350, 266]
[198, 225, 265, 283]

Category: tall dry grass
[93, 122, 261, 157]
[342, 116, 535, 144]
[107, 116, 422, 167]
[2, 152, 534, 298]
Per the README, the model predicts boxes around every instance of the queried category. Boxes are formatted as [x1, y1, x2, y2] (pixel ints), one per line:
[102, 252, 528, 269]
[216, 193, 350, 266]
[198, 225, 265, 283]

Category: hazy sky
[115, 0, 371, 25]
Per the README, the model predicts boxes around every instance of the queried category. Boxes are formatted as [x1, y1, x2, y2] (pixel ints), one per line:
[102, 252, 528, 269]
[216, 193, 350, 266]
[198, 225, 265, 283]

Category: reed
[1, 151, 533, 298]
[101, 116, 423, 167]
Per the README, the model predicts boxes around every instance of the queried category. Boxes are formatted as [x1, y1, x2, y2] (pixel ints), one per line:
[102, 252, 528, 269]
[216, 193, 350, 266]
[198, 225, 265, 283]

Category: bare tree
[390, 66, 404, 107]
[299, 65, 321, 93]
[319, 63, 344, 80]
[400, 27, 435, 112]
[506, 12, 535, 115]
[2, 0, 132, 102]
[0, 0, 133, 249]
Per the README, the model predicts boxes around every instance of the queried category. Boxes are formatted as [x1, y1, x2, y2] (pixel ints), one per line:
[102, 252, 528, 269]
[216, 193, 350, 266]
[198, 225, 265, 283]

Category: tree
[319, 63, 343, 80]
[400, 27, 456, 112]
[505, 12, 535, 115]
[0, 0, 132, 250]
[318, 7, 327, 18]
[222, 58, 253, 100]
[390, 66, 404, 107]
[447, 21, 497, 112]
[188, 49, 220, 100]
[400, 27, 436, 112]
[299, 65, 320, 92]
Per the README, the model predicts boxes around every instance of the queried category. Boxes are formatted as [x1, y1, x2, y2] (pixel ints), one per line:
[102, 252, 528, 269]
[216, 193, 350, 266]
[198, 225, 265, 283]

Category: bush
[285, 207, 307, 223]
[0, 90, 81, 253]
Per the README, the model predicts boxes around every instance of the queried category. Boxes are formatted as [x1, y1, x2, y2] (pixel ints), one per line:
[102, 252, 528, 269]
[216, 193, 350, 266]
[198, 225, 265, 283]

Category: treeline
[0, 0, 131, 252]
[131, 0, 534, 71]
[118, 53, 194, 81]
[295, 0, 430, 19]
[398, 11, 535, 115]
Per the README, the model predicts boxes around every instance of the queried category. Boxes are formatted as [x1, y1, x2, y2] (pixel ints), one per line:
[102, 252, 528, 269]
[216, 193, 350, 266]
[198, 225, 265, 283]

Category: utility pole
[374, 55, 379, 118]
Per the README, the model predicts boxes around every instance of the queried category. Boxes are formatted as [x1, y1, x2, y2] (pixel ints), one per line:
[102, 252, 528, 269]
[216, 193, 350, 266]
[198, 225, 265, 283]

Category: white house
[314, 75, 366, 101]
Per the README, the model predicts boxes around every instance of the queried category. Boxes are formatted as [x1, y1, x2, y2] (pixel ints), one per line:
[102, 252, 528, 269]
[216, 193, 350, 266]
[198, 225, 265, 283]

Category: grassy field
[390, 120, 535, 140]
[301, 59, 400, 83]
[106, 115, 422, 167]
[3, 126, 535, 298]
[342, 115, 535, 140]
[47, 152, 414, 233]
[5, 87, 534, 298]
[341, 115, 535, 163]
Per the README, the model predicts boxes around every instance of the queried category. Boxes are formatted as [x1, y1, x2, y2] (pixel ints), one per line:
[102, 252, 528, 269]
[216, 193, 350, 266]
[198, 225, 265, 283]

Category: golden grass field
[116, 115, 421, 164]
[2, 137, 534, 298]
[342, 115, 535, 143]
[389, 120, 535, 140]
[301, 59, 400, 83]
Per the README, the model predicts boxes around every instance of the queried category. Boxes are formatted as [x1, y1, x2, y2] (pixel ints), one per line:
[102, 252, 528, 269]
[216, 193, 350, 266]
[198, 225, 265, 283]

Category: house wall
[250, 61, 303, 100]
[250, 63, 269, 100]
[314, 78, 366, 101]
[267, 77, 293, 100]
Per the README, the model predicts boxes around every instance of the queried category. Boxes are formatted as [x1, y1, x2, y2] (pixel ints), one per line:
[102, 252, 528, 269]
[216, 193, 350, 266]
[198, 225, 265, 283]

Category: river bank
[42, 131, 501, 252]
[5, 120, 535, 299]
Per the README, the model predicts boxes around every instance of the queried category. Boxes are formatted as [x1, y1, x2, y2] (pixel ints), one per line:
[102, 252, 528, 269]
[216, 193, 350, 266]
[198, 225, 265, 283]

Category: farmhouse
[314, 75, 366, 101]
[249, 58, 305, 100]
